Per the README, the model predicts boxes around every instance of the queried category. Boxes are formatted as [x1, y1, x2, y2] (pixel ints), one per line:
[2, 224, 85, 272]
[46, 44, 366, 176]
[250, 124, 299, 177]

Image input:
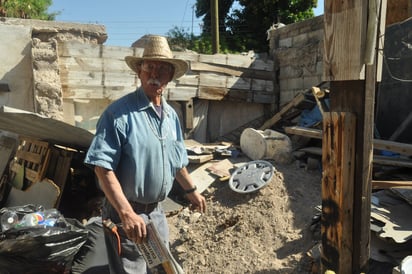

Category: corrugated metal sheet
[0, 106, 93, 150]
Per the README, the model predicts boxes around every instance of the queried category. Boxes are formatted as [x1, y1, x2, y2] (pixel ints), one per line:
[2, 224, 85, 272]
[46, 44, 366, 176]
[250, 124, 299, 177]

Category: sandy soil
[167, 161, 322, 274]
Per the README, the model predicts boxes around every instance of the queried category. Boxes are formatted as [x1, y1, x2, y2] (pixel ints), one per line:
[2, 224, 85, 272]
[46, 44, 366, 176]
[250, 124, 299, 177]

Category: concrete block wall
[268, 16, 324, 106]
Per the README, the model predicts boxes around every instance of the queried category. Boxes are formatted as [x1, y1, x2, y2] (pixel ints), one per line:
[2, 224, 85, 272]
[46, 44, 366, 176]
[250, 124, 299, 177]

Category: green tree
[166, 26, 234, 54]
[167, 0, 317, 53]
[0, 0, 57, 20]
[226, 0, 316, 52]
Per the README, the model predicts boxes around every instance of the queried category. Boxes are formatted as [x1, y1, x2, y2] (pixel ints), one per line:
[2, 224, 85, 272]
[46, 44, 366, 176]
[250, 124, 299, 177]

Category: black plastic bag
[0, 205, 88, 274]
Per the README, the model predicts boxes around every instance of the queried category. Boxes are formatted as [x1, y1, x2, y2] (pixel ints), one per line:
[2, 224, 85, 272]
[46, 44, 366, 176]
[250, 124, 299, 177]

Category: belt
[129, 201, 158, 214]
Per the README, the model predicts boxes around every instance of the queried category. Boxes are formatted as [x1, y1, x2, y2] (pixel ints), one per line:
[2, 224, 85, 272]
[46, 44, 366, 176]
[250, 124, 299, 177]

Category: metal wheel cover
[229, 160, 275, 194]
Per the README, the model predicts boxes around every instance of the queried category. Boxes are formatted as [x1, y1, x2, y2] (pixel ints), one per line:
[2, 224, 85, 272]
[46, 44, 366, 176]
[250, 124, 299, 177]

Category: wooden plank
[198, 53, 254, 67]
[373, 139, 412, 156]
[175, 75, 199, 86]
[58, 41, 135, 58]
[226, 76, 252, 90]
[285, 126, 412, 156]
[165, 87, 198, 101]
[190, 61, 274, 80]
[321, 112, 356, 274]
[60, 70, 137, 87]
[373, 155, 412, 168]
[187, 161, 219, 194]
[199, 73, 227, 88]
[284, 126, 322, 139]
[298, 145, 412, 168]
[59, 56, 131, 72]
[184, 139, 203, 148]
[198, 86, 227, 100]
[188, 154, 214, 164]
[259, 92, 305, 130]
[372, 180, 412, 189]
[62, 85, 134, 99]
[196, 86, 275, 103]
[206, 159, 235, 178]
[323, 0, 368, 81]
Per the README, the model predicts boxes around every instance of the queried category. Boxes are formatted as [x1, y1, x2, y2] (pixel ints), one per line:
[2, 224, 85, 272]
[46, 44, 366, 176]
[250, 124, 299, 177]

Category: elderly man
[84, 35, 206, 273]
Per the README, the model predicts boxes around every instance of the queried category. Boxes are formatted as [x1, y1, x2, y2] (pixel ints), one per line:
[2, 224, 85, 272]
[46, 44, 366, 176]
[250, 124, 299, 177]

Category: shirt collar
[135, 87, 172, 116]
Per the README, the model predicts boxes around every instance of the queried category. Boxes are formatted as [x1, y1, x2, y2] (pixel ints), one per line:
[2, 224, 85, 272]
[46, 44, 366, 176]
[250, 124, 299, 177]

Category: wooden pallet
[10, 137, 50, 186]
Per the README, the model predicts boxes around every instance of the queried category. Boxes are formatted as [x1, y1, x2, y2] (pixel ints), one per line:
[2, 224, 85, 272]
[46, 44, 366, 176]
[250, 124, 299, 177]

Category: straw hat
[125, 35, 188, 80]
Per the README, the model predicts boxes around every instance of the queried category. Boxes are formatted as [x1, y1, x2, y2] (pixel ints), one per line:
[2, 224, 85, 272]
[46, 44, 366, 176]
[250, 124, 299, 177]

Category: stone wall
[0, 18, 107, 120]
[267, 16, 324, 106]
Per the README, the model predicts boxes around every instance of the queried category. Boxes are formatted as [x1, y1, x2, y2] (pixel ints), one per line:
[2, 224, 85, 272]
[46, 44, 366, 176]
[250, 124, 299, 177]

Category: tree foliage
[0, 0, 57, 20]
[226, 0, 316, 52]
[168, 0, 317, 54]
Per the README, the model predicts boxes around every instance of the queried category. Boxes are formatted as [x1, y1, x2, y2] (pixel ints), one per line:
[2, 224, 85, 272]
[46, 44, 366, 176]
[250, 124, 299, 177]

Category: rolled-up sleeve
[84, 111, 125, 171]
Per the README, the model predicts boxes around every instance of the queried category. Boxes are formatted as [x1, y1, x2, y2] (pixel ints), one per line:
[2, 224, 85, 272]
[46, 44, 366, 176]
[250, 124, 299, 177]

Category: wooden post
[321, 112, 356, 273]
[184, 99, 194, 129]
[322, 0, 387, 272]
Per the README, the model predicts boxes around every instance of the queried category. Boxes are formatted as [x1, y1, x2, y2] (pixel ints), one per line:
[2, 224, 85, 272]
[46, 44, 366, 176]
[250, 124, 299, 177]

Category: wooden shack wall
[58, 42, 275, 141]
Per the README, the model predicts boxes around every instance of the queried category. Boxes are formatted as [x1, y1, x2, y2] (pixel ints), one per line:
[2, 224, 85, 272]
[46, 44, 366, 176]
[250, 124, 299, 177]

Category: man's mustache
[147, 79, 161, 87]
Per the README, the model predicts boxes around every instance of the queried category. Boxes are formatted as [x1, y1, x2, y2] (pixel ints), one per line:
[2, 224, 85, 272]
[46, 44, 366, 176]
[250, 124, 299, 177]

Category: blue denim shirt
[84, 88, 188, 203]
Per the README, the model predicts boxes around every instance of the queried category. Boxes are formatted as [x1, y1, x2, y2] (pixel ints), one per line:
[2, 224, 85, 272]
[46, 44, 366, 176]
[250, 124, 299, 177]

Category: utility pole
[191, 4, 194, 36]
[211, 0, 219, 53]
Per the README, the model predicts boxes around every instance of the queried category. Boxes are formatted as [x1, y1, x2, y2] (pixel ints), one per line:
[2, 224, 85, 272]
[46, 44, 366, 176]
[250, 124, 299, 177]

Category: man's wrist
[184, 185, 197, 194]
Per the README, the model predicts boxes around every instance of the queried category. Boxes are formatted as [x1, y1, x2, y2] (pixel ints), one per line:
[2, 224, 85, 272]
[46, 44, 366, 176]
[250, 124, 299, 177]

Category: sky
[48, 0, 324, 47]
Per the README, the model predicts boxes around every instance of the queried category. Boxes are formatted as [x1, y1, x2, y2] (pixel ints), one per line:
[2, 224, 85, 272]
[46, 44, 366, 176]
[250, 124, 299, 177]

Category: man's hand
[175, 167, 207, 213]
[186, 191, 207, 213]
[120, 210, 147, 244]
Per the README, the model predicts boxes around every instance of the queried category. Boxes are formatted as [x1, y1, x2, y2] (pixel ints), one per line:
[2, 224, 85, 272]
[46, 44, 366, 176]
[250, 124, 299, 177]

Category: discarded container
[0, 210, 19, 231]
[240, 128, 292, 164]
[18, 212, 44, 227]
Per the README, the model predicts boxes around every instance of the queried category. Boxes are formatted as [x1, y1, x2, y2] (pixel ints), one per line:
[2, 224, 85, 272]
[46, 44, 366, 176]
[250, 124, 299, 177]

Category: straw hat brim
[125, 56, 189, 80]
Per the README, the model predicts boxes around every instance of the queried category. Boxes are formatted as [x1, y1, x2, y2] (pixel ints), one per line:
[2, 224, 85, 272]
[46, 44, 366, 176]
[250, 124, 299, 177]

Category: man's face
[138, 60, 174, 97]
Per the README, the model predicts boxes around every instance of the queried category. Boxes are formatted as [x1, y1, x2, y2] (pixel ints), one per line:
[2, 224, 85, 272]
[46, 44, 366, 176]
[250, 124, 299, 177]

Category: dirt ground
[167, 160, 322, 274]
